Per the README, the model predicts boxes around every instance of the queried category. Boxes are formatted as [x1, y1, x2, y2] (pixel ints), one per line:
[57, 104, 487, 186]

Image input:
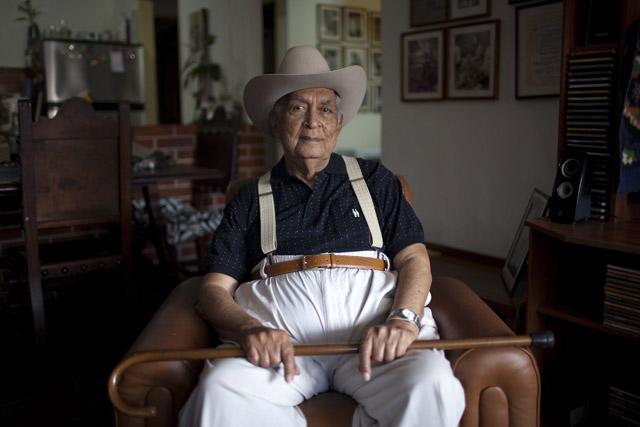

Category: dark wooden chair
[15, 97, 135, 354]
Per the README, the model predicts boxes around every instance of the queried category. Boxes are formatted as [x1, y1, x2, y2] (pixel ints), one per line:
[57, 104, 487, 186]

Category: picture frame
[317, 4, 342, 42]
[370, 12, 381, 45]
[516, 1, 563, 98]
[344, 46, 368, 73]
[369, 47, 382, 80]
[344, 7, 367, 43]
[410, 0, 448, 27]
[360, 85, 371, 112]
[371, 84, 382, 112]
[501, 188, 549, 297]
[450, 0, 490, 21]
[447, 20, 500, 99]
[318, 43, 343, 70]
[401, 29, 445, 101]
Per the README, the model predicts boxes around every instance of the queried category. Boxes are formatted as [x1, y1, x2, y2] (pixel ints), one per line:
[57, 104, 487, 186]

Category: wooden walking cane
[108, 330, 554, 418]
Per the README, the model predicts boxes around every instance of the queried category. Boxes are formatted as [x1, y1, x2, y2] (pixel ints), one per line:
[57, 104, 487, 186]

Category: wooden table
[0, 163, 224, 188]
[0, 163, 224, 228]
[132, 164, 224, 184]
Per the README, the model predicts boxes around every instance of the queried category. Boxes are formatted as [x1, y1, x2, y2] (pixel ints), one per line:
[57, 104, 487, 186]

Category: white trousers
[179, 251, 465, 427]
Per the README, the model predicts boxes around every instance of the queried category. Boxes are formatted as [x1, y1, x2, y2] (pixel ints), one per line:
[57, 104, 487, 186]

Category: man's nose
[304, 109, 320, 128]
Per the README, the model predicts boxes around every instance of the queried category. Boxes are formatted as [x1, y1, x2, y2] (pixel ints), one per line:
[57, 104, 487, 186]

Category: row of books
[602, 264, 640, 337]
[564, 48, 618, 221]
[608, 386, 640, 426]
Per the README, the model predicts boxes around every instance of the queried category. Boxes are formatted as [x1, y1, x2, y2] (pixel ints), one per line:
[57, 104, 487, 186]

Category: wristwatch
[387, 308, 421, 330]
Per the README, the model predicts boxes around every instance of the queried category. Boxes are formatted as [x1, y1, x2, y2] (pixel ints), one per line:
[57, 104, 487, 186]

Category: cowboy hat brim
[243, 65, 367, 137]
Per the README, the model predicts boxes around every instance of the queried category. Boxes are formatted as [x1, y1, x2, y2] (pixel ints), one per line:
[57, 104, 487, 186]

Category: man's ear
[336, 113, 343, 132]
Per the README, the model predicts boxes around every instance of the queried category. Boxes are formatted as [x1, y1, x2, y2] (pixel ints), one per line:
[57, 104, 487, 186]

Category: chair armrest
[115, 276, 214, 427]
[430, 276, 541, 427]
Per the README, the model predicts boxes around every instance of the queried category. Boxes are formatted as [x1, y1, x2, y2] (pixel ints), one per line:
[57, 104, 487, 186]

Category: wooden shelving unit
[526, 2, 640, 422]
[526, 217, 640, 424]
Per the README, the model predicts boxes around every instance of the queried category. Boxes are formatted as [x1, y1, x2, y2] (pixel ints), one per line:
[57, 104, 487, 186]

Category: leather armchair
[113, 275, 540, 427]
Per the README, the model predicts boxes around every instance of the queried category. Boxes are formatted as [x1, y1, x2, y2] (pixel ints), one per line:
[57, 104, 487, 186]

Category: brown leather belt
[251, 254, 387, 280]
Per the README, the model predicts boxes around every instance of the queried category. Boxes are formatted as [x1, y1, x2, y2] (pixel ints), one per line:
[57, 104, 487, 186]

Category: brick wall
[132, 123, 265, 263]
[0, 67, 26, 97]
[0, 123, 265, 267]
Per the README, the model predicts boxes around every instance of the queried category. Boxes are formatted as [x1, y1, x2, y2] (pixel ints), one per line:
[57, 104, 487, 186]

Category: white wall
[1, 0, 134, 68]
[279, 0, 381, 156]
[177, 0, 262, 124]
[381, 0, 558, 258]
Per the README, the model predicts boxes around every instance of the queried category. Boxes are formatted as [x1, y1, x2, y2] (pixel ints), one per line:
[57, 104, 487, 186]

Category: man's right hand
[196, 273, 301, 383]
[240, 326, 300, 383]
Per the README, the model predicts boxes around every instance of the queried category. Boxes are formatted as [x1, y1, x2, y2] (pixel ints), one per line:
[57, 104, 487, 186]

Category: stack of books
[608, 386, 640, 425]
[564, 48, 618, 221]
[602, 264, 640, 337]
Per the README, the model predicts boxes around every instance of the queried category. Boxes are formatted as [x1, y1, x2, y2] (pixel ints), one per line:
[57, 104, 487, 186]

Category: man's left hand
[358, 319, 419, 381]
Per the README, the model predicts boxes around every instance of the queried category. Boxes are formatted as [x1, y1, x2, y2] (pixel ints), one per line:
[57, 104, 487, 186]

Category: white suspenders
[257, 155, 383, 257]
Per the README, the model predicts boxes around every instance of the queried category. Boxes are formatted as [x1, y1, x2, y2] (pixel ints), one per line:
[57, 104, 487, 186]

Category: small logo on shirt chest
[352, 208, 360, 218]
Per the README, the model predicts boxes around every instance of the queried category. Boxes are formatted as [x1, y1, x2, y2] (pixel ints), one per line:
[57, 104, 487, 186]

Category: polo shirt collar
[271, 153, 347, 183]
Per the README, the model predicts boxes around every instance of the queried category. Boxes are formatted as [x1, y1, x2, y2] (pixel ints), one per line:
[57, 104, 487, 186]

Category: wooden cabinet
[525, 217, 640, 424]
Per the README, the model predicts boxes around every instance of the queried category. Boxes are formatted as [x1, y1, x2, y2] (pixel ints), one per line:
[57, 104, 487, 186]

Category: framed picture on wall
[369, 47, 382, 80]
[370, 12, 381, 45]
[410, 0, 447, 27]
[371, 84, 382, 112]
[360, 84, 371, 112]
[344, 46, 368, 72]
[401, 29, 445, 101]
[450, 0, 490, 21]
[318, 43, 343, 70]
[447, 20, 500, 99]
[516, 0, 563, 98]
[317, 4, 342, 42]
[344, 7, 367, 43]
[501, 188, 549, 297]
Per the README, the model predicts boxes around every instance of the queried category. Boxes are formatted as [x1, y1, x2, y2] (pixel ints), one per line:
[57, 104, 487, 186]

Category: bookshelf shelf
[537, 303, 640, 342]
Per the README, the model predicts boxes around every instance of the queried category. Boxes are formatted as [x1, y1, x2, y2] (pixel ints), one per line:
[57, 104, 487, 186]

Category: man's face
[271, 88, 343, 163]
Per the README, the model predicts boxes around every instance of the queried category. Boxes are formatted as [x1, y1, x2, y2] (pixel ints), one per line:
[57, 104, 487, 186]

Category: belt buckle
[301, 255, 309, 270]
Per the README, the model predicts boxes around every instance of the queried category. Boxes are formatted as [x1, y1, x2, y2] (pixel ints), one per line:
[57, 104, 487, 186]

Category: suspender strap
[258, 171, 277, 255]
[342, 155, 384, 249]
[257, 156, 384, 256]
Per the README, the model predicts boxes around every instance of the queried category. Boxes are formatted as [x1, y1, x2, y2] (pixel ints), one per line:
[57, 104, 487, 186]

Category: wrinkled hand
[359, 319, 419, 381]
[240, 326, 300, 383]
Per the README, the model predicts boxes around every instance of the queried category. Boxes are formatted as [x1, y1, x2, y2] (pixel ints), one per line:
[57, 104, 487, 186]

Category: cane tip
[530, 330, 555, 349]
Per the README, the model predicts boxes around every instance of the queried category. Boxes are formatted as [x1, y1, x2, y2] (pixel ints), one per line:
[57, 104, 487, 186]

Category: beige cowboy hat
[243, 45, 367, 137]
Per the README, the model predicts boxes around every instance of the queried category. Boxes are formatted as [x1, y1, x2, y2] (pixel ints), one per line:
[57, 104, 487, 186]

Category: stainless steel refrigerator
[41, 39, 145, 125]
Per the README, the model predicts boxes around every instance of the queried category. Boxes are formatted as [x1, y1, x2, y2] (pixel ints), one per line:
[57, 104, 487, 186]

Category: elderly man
[179, 46, 464, 426]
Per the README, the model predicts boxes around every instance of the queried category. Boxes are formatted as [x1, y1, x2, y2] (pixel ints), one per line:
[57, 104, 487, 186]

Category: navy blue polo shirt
[205, 153, 425, 282]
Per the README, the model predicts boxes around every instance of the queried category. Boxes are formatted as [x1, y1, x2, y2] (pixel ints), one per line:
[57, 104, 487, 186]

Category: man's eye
[293, 105, 304, 111]
[322, 107, 331, 113]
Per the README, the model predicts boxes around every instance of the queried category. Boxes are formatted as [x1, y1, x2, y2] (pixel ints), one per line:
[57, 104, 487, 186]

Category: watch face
[400, 309, 414, 319]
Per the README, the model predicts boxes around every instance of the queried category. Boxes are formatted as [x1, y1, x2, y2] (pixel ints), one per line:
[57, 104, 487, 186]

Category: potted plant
[182, 33, 221, 122]
[16, 0, 42, 44]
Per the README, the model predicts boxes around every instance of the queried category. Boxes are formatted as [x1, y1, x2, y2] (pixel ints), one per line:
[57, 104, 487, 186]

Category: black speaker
[549, 149, 591, 223]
